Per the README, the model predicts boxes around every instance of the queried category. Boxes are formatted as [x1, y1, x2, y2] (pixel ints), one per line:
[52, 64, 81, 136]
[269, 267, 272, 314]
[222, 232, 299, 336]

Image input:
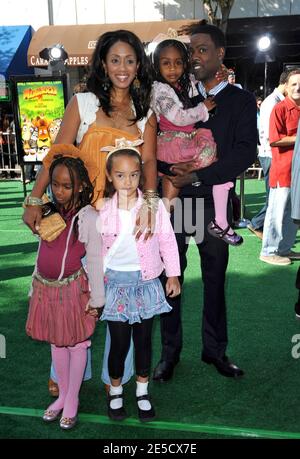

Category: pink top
[159, 114, 194, 133]
[151, 80, 208, 130]
[37, 209, 85, 279]
[97, 190, 181, 281]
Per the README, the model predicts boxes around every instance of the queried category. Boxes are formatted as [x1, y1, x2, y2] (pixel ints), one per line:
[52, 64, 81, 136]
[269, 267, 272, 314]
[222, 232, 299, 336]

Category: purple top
[37, 209, 85, 279]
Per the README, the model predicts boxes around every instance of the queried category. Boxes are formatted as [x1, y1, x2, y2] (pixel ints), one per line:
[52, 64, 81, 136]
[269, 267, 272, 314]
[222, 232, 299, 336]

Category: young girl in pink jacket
[98, 141, 181, 423]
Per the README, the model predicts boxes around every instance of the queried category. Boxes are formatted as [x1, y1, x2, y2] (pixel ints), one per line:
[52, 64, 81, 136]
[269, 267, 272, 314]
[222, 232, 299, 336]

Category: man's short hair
[279, 71, 289, 85]
[180, 19, 226, 48]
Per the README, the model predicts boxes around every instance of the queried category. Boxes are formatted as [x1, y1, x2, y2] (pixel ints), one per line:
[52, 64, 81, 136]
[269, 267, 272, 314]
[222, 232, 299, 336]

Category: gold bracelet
[23, 196, 44, 208]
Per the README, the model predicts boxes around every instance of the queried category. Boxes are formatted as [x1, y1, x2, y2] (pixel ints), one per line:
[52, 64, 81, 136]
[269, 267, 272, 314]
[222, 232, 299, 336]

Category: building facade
[1, 1, 300, 94]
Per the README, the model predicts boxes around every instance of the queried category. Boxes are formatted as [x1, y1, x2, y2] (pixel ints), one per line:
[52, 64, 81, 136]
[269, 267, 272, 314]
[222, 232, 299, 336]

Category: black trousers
[159, 194, 229, 363]
[108, 318, 154, 380]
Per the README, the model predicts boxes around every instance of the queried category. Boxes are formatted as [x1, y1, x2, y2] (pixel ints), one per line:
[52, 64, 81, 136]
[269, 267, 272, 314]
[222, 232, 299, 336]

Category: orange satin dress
[78, 125, 140, 202]
[44, 124, 141, 204]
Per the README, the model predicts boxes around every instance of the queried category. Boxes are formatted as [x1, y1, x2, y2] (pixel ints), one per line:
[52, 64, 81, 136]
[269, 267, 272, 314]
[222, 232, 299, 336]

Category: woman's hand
[166, 277, 181, 298]
[134, 204, 156, 241]
[22, 165, 50, 233]
[22, 206, 43, 233]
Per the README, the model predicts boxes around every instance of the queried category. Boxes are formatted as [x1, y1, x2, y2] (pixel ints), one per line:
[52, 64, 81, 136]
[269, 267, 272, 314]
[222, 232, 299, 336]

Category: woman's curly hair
[86, 29, 153, 122]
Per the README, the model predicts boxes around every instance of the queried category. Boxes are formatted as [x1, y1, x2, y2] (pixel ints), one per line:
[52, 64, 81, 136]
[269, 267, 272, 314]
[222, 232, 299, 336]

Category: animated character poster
[10, 75, 68, 163]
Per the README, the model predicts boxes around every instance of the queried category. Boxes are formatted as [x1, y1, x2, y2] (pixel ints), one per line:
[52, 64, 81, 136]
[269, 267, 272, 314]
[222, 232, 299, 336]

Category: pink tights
[47, 341, 90, 418]
[212, 182, 234, 233]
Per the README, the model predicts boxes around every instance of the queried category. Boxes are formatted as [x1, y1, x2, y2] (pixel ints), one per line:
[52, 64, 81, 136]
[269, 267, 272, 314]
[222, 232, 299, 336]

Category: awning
[27, 20, 197, 67]
[0, 25, 34, 78]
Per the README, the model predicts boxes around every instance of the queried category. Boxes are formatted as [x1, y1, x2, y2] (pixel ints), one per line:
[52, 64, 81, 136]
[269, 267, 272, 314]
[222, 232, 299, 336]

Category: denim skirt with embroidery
[101, 269, 172, 324]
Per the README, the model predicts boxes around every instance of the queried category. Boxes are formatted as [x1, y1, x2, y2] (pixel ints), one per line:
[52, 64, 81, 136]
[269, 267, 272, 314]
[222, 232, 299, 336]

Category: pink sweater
[97, 191, 180, 281]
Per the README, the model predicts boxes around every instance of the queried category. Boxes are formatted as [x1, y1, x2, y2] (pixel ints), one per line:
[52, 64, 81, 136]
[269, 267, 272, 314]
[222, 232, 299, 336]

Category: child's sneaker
[207, 220, 243, 246]
[295, 302, 300, 320]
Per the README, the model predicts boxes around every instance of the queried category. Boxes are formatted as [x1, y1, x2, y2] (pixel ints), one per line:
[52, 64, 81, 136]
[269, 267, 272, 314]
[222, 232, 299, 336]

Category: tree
[203, 0, 235, 33]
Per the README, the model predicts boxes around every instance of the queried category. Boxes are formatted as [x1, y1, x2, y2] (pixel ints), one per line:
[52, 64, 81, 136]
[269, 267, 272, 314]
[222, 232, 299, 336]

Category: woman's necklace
[110, 98, 134, 129]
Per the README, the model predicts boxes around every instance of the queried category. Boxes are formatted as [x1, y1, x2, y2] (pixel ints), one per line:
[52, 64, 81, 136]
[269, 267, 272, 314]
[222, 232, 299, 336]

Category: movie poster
[11, 77, 68, 162]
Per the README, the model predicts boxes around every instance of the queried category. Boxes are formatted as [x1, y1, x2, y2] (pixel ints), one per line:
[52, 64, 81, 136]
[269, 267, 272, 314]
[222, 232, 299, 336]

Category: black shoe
[295, 302, 300, 319]
[152, 360, 177, 382]
[202, 354, 244, 378]
[107, 393, 127, 421]
[137, 395, 156, 422]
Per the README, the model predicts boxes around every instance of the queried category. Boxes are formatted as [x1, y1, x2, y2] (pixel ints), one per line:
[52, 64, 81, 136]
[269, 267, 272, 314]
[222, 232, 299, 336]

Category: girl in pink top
[98, 142, 180, 422]
[151, 37, 243, 246]
[26, 149, 105, 430]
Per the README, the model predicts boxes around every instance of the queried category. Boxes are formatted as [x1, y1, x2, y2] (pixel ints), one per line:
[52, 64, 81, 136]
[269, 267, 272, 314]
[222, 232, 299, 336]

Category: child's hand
[203, 96, 217, 112]
[85, 303, 103, 318]
[165, 277, 181, 298]
[215, 64, 229, 82]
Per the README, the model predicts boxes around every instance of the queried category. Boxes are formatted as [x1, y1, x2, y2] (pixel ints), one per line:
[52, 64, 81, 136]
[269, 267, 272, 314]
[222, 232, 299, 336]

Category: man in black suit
[153, 20, 257, 381]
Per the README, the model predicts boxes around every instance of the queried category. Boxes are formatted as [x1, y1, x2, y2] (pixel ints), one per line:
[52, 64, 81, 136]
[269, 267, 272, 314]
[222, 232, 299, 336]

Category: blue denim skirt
[101, 269, 172, 324]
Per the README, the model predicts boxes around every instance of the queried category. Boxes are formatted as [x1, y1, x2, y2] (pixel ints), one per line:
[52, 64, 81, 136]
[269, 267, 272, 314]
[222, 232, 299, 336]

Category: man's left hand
[166, 173, 195, 189]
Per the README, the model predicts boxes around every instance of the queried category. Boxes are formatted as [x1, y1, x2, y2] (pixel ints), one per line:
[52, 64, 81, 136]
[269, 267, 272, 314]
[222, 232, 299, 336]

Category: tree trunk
[202, 1, 235, 34]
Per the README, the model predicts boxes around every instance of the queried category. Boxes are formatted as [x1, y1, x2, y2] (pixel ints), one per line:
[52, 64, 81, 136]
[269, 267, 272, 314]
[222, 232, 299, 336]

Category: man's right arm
[194, 91, 257, 185]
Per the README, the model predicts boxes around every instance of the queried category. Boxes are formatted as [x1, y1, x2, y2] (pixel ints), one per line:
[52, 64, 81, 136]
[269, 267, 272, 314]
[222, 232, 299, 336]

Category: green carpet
[1, 179, 300, 439]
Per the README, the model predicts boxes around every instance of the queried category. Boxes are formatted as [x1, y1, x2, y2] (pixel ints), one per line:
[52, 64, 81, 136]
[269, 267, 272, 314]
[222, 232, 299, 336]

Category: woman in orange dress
[23, 29, 157, 228]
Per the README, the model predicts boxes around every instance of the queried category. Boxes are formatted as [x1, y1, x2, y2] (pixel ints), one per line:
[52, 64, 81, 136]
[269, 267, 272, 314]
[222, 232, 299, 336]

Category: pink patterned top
[151, 80, 209, 131]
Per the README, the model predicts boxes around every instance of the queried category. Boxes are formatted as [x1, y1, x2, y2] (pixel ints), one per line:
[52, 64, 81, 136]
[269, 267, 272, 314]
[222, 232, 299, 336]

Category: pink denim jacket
[97, 190, 180, 281]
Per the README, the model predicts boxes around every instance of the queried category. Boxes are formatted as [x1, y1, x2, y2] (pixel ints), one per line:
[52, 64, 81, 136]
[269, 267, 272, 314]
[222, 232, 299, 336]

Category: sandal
[207, 220, 243, 246]
[60, 415, 77, 430]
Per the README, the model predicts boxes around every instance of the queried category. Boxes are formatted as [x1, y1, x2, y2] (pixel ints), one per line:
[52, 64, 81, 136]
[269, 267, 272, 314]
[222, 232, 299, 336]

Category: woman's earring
[133, 75, 140, 90]
[102, 72, 110, 91]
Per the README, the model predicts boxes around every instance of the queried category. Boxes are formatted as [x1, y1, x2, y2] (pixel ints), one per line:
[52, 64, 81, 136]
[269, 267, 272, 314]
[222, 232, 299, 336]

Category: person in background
[260, 69, 300, 266]
[291, 120, 300, 317]
[227, 68, 242, 89]
[248, 72, 288, 239]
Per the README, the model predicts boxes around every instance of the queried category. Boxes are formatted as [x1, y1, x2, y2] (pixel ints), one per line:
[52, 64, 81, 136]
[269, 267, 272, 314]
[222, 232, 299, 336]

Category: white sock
[109, 384, 123, 410]
[136, 381, 151, 411]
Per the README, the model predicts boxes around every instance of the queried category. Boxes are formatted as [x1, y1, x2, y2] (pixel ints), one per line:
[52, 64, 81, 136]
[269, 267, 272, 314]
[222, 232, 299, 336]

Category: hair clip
[150, 28, 190, 48]
[101, 137, 144, 160]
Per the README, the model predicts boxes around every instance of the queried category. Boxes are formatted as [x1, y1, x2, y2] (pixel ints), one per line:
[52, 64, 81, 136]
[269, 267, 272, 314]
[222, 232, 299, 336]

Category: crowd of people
[20, 18, 300, 430]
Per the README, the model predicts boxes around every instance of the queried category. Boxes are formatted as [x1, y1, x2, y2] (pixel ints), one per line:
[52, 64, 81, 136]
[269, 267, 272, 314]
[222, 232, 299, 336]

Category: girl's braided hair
[49, 155, 94, 213]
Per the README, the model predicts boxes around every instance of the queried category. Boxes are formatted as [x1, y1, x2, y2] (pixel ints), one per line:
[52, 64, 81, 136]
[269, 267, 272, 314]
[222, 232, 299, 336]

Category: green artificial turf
[1, 179, 300, 439]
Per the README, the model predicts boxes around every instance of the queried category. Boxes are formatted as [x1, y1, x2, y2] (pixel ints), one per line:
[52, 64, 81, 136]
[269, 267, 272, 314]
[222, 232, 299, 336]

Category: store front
[0, 25, 34, 178]
[27, 19, 195, 69]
